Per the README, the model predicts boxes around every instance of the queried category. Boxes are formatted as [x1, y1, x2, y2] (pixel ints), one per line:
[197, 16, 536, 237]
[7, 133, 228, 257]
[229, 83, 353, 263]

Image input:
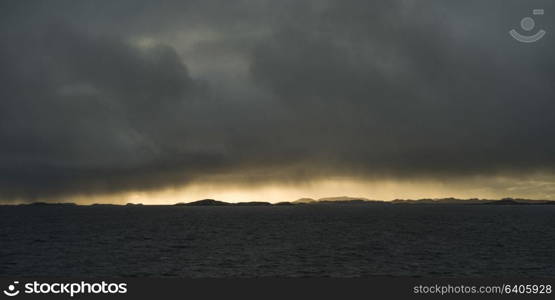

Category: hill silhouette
[234, 202, 272, 206]
[482, 198, 555, 205]
[292, 198, 316, 204]
[175, 199, 231, 206]
[174, 199, 273, 206]
[318, 196, 371, 202]
[4, 197, 555, 207]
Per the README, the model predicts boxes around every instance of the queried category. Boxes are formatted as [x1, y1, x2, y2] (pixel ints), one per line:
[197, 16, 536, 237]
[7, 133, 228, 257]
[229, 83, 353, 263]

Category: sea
[1, 204, 554, 277]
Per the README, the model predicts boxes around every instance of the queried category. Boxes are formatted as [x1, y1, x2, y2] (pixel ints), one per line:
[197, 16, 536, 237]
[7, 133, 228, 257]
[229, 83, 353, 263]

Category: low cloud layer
[1, 0, 555, 201]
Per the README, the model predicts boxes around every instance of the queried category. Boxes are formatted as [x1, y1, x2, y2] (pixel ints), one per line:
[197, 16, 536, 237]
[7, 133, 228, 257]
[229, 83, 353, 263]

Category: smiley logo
[510, 9, 546, 43]
[3, 282, 20, 297]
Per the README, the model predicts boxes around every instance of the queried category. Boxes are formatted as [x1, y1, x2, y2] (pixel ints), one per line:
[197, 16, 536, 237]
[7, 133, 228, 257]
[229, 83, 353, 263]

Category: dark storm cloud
[250, 0, 555, 176]
[1, 0, 555, 200]
[0, 22, 250, 199]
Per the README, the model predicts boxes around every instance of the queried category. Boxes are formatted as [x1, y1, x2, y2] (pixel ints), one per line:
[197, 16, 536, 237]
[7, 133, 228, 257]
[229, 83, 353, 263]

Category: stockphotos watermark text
[3, 280, 127, 297]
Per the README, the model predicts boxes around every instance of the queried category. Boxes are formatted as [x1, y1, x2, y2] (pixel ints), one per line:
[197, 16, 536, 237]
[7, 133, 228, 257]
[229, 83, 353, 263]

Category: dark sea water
[1, 205, 554, 278]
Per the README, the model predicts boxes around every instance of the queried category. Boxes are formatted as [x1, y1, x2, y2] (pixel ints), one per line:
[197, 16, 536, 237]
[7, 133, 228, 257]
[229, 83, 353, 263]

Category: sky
[1, 0, 555, 204]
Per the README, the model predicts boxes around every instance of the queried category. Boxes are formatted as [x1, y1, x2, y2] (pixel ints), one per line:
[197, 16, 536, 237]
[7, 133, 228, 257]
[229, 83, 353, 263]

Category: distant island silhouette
[4, 197, 555, 207]
[175, 197, 555, 206]
[174, 199, 273, 206]
[175, 199, 231, 206]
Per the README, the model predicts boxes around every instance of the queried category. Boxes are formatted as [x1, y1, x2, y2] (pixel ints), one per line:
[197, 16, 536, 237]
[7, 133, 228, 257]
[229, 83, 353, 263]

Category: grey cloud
[0, 22, 230, 199]
[250, 0, 555, 175]
[1, 0, 555, 200]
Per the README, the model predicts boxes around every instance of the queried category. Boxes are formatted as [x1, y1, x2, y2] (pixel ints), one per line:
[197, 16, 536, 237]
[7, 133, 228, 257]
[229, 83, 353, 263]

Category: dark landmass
[292, 198, 316, 204]
[234, 202, 272, 206]
[391, 198, 486, 204]
[175, 199, 231, 206]
[176, 200, 272, 206]
[3, 197, 555, 207]
[274, 202, 295, 206]
[391, 198, 555, 205]
[318, 199, 385, 205]
[481, 198, 555, 205]
[482, 198, 526, 205]
[318, 196, 371, 202]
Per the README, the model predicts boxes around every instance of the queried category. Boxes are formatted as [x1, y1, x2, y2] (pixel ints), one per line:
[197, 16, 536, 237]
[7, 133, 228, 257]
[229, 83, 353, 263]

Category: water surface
[1, 205, 553, 277]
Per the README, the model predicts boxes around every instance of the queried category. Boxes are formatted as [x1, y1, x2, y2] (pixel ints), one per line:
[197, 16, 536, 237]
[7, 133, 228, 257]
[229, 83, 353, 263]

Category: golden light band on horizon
[25, 174, 555, 205]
